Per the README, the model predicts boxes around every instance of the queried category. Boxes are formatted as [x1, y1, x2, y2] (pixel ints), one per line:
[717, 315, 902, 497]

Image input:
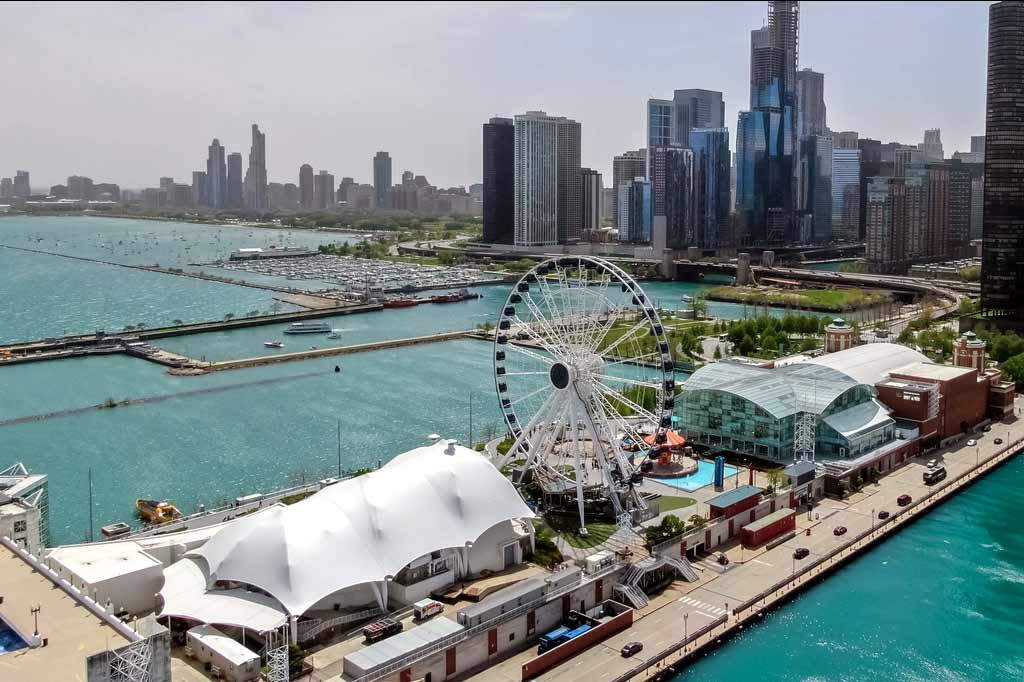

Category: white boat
[327, 331, 342, 339]
[264, 341, 284, 348]
[283, 322, 332, 335]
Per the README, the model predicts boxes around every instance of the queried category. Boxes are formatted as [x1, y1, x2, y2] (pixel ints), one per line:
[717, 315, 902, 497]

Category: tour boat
[283, 322, 332, 334]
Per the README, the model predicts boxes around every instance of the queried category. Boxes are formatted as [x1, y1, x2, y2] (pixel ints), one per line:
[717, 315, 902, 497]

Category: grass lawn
[657, 495, 696, 513]
[542, 517, 618, 549]
[708, 285, 890, 311]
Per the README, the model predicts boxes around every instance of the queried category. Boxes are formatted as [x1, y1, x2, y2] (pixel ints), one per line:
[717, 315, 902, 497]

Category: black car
[983, 425, 991, 432]
[621, 642, 644, 658]
[877, 510, 890, 520]
[995, 438, 1003, 445]
[793, 547, 810, 560]
[897, 494, 912, 507]
[833, 526, 848, 536]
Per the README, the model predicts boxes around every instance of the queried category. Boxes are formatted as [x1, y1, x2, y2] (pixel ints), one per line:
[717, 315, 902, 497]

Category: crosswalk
[676, 595, 727, 616]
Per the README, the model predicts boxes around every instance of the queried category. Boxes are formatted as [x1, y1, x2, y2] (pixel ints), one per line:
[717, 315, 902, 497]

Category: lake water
[0, 216, 1020, 680]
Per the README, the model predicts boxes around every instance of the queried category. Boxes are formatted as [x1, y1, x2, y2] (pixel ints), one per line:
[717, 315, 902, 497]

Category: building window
[13, 520, 26, 533]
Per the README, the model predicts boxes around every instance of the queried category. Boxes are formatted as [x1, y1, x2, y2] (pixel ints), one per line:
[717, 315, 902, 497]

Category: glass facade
[617, 179, 651, 243]
[831, 148, 861, 242]
[981, 1, 1024, 318]
[689, 128, 731, 248]
[651, 146, 693, 248]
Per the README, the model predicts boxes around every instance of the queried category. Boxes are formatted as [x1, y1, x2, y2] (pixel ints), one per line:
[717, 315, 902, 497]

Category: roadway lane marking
[750, 558, 773, 566]
[676, 596, 726, 615]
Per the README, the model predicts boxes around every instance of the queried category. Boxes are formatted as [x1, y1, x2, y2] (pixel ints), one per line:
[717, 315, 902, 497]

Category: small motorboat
[264, 341, 285, 348]
[327, 330, 342, 340]
[136, 499, 182, 524]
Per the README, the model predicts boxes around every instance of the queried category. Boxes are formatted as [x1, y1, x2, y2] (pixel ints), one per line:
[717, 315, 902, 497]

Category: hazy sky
[2, 1, 990, 191]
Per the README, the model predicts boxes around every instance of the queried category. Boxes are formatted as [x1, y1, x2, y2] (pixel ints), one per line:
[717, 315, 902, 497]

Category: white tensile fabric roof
[802, 343, 929, 386]
[161, 557, 288, 633]
[184, 441, 534, 617]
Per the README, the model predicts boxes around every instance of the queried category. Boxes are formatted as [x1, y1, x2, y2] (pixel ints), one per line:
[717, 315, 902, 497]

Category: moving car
[621, 642, 644, 658]
[967, 439, 977, 447]
[833, 526, 848, 536]
[995, 438, 1003, 445]
[413, 599, 444, 621]
[897, 494, 912, 507]
[717, 553, 730, 566]
[363, 618, 403, 643]
[877, 510, 890, 520]
[793, 547, 810, 560]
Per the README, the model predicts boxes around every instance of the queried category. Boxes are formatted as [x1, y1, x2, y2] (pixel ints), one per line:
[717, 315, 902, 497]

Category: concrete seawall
[203, 330, 472, 372]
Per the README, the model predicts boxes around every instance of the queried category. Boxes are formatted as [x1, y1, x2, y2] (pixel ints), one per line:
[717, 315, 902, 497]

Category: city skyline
[2, 2, 990, 190]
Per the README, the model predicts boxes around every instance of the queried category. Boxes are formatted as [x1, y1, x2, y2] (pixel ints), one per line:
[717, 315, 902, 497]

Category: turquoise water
[657, 460, 739, 492]
[0, 620, 28, 655]
[675, 455, 1024, 682]
[2, 340, 509, 545]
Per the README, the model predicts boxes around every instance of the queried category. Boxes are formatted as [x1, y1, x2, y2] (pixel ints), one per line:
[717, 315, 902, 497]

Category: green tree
[713, 345, 722, 360]
[1001, 352, 1024, 387]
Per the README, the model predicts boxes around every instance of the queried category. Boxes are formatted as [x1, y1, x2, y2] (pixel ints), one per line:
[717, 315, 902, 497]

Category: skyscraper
[618, 178, 652, 243]
[795, 68, 826, 138]
[650, 147, 694, 249]
[689, 128, 731, 248]
[482, 117, 515, 244]
[982, 1, 1024, 319]
[612, 150, 646, 230]
[948, 159, 973, 256]
[833, 131, 859, 150]
[206, 139, 226, 208]
[556, 117, 583, 242]
[830, 148, 860, 242]
[14, 170, 30, 197]
[736, 1, 800, 244]
[67, 175, 93, 200]
[672, 89, 725, 150]
[315, 171, 335, 210]
[244, 124, 268, 211]
[191, 171, 207, 207]
[513, 111, 581, 246]
[795, 134, 832, 243]
[918, 128, 944, 161]
[299, 164, 315, 209]
[866, 176, 908, 272]
[0, 177, 12, 198]
[646, 99, 674, 177]
[226, 152, 243, 209]
[373, 152, 392, 210]
[580, 168, 603, 238]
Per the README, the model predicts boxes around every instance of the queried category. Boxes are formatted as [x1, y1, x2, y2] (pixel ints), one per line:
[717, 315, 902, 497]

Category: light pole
[683, 612, 688, 651]
[31, 604, 40, 637]
[871, 508, 874, 534]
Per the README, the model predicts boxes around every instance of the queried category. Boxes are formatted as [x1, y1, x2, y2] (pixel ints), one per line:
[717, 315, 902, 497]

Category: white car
[966, 439, 977, 447]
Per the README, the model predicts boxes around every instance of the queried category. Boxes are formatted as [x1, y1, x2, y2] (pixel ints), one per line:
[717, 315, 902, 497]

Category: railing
[297, 606, 383, 643]
[350, 561, 624, 682]
[732, 437, 1024, 617]
[606, 615, 727, 682]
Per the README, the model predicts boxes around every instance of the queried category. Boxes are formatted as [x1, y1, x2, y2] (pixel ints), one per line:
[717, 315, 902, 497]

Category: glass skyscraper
[618, 179, 651, 243]
[651, 146, 694, 249]
[689, 128, 731, 248]
[831, 148, 861, 242]
[982, 1, 1024, 319]
[736, 1, 800, 245]
[483, 117, 515, 244]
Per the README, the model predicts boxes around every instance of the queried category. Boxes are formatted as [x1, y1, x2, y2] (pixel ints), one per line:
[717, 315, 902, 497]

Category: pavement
[462, 400, 1024, 682]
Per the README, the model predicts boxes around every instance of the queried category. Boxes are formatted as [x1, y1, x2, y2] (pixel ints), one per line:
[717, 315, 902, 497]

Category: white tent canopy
[160, 555, 288, 633]
[180, 441, 533, 617]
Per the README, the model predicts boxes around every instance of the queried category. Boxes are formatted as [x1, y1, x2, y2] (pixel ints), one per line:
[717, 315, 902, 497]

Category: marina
[214, 252, 503, 292]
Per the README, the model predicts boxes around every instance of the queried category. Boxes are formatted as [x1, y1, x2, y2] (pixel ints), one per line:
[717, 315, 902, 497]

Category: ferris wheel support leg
[496, 391, 557, 469]
[569, 399, 588, 533]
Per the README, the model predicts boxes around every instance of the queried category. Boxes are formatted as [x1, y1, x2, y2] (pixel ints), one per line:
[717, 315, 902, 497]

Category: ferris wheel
[493, 256, 674, 531]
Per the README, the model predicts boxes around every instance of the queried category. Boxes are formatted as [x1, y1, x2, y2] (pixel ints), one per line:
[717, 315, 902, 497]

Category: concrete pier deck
[460, 406, 1024, 682]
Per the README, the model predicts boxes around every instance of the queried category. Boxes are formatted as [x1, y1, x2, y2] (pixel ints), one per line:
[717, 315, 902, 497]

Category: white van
[413, 599, 444, 621]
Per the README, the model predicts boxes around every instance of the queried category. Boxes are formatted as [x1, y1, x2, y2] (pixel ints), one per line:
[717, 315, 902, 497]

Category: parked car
[621, 642, 644, 658]
[793, 547, 810, 560]
[877, 510, 890, 520]
[897, 494, 912, 507]
[967, 439, 977, 447]
[717, 552, 730, 566]
[362, 618, 403, 643]
[983, 425, 991, 432]
[995, 438, 1003, 445]
[833, 526, 848, 536]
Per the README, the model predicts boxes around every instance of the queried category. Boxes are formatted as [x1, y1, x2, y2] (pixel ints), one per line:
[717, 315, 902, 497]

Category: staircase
[613, 583, 649, 609]
[662, 556, 700, 583]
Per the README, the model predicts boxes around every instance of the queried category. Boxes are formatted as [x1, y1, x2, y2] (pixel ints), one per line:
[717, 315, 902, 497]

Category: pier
[459, 418, 1024, 682]
[201, 330, 472, 372]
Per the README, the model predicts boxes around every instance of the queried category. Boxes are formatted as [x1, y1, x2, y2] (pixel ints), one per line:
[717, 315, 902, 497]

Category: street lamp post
[683, 612, 688, 651]
[30, 604, 40, 637]
[871, 508, 874, 534]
